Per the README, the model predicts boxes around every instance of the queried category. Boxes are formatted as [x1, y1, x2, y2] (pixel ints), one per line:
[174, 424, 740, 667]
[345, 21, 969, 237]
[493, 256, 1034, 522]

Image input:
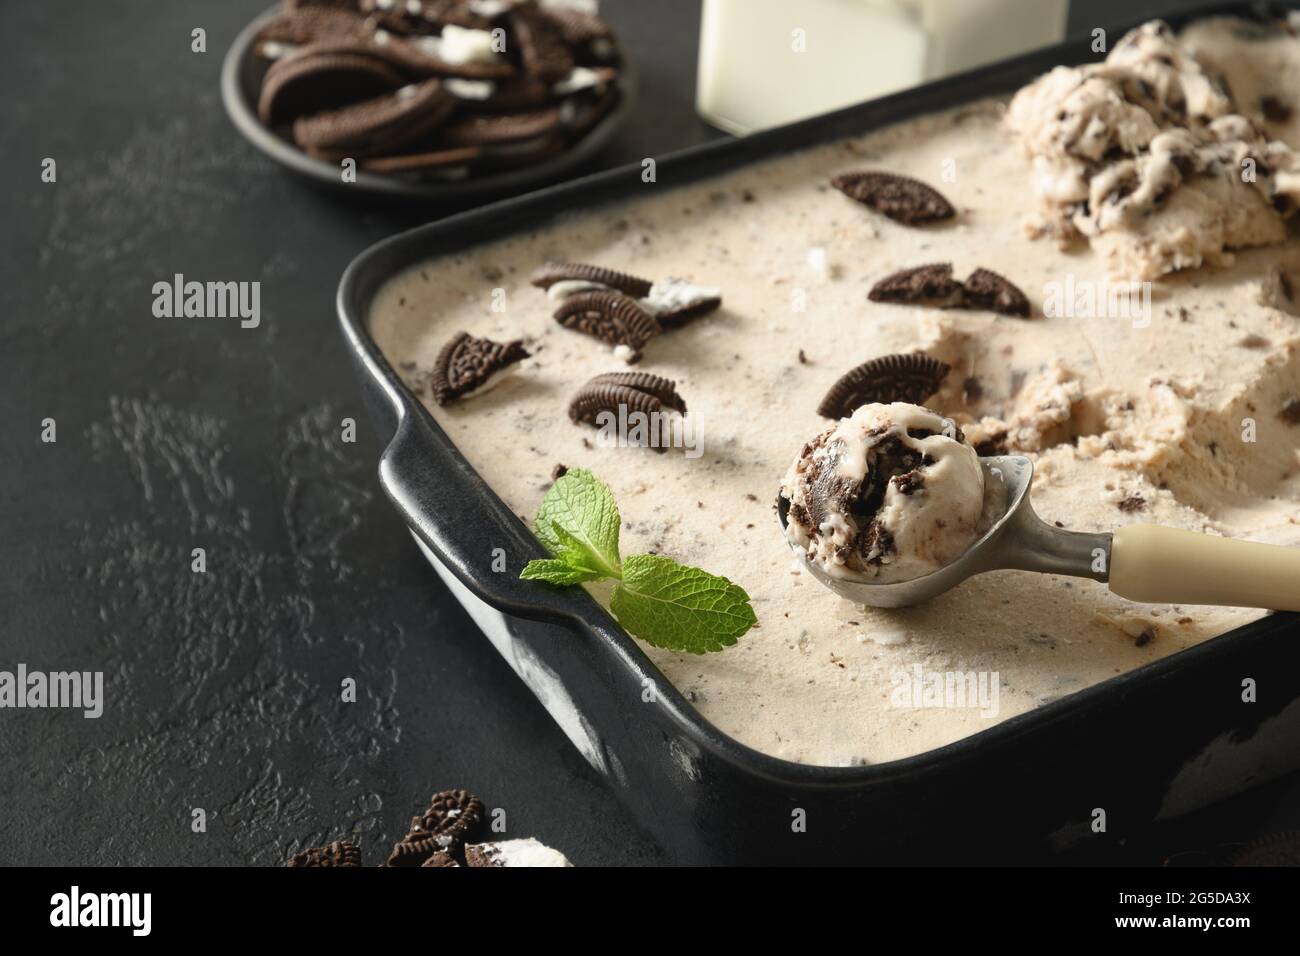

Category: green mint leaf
[609, 554, 757, 654]
[531, 468, 622, 579]
[520, 558, 603, 586]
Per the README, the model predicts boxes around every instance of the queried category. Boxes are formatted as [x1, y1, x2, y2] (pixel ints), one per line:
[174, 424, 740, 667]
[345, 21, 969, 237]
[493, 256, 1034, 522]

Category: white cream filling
[422, 25, 503, 66]
[459, 363, 520, 399]
[545, 279, 614, 300]
[640, 277, 720, 317]
[469, 0, 515, 16]
[444, 78, 496, 100]
[553, 67, 608, 96]
[259, 41, 296, 60]
[542, 0, 599, 14]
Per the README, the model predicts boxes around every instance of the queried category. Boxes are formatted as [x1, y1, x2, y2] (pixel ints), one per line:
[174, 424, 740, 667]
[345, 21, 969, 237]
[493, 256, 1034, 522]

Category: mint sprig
[520, 469, 757, 654]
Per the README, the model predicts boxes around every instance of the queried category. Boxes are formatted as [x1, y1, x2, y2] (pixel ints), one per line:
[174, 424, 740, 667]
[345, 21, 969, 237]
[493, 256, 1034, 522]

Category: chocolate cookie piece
[361, 0, 494, 33]
[817, 353, 951, 419]
[458, 75, 551, 113]
[537, 5, 614, 45]
[868, 263, 964, 308]
[428, 332, 529, 405]
[256, 6, 372, 51]
[568, 380, 681, 453]
[477, 132, 568, 170]
[1280, 395, 1300, 425]
[439, 106, 562, 145]
[294, 79, 456, 159]
[509, 7, 575, 82]
[420, 789, 486, 842]
[962, 267, 1030, 317]
[258, 50, 403, 124]
[831, 170, 956, 224]
[287, 839, 362, 867]
[1260, 94, 1293, 123]
[577, 371, 688, 415]
[421, 851, 461, 867]
[552, 292, 661, 359]
[380, 32, 518, 79]
[361, 144, 481, 174]
[531, 262, 653, 298]
[386, 828, 459, 867]
[463, 843, 500, 867]
[869, 263, 1031, 316]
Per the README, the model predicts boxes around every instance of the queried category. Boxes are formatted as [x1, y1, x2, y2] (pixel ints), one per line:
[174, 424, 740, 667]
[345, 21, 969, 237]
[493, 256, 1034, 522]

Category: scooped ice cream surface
[780, 404, 985, 584]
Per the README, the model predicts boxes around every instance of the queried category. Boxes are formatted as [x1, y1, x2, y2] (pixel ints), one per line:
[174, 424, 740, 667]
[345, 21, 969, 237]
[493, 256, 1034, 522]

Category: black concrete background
[2, 0, 1297, 866]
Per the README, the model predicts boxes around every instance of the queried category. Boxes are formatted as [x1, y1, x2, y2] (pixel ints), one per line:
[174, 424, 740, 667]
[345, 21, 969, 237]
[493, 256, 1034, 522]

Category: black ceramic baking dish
[340, 0, 1300, 864]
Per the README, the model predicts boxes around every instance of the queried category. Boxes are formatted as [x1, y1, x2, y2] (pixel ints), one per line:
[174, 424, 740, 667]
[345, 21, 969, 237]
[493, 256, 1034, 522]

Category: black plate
[339, 0, 1300, 863]
[221, 5, 637, 202]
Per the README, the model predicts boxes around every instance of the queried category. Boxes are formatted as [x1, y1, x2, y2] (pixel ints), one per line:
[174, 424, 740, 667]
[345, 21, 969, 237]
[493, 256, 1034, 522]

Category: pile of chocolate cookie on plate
[252, 0, 625, 179]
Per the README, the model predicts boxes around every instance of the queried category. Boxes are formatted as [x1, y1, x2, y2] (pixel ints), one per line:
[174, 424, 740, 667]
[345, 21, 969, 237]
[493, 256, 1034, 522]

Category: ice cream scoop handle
[1109, 524, 1300, 611]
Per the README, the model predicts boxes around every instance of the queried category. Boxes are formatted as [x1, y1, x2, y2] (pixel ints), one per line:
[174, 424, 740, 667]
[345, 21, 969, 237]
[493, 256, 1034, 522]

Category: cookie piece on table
[287, 839, 362, 867]
[421, 850, 461, 867]
[420, 788, 487, 842]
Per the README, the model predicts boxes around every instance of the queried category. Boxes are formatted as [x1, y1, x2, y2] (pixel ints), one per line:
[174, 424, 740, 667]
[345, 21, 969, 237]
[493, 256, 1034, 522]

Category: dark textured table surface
[3, 0, 1298, 867]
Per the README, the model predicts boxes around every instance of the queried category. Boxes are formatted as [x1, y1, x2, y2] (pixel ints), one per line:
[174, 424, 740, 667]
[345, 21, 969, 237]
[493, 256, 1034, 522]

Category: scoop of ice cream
[779, 403, 985, 584]
[1006, 19, 1300, 279]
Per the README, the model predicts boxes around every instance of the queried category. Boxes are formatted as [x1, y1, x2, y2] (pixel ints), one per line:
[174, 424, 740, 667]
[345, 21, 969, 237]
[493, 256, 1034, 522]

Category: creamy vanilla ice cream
[370, 16, 1300, 765]
[1007, 19, 1300, 280]
[780, 403, 985, 583]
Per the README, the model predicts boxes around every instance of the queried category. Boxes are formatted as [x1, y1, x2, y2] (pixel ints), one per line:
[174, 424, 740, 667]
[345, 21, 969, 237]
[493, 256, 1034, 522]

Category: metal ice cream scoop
[778, 455, 1300, 611]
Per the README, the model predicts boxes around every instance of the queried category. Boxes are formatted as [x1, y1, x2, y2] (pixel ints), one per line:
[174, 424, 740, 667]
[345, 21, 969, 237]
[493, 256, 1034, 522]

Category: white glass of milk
[696, 0, 1069, 134]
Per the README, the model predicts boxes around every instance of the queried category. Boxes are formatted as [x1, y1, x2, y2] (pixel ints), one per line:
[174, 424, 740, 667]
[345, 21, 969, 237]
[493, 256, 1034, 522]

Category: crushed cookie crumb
[1281, 395, 1300, 426]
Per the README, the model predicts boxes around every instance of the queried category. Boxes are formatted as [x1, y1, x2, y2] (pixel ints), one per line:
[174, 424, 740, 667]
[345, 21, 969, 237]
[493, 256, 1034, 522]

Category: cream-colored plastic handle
[1109, 524, 1300, 611]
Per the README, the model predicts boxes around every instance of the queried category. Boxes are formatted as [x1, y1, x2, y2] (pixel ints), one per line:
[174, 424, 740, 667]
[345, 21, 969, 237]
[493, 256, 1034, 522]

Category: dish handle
[379, 412, 594, 626]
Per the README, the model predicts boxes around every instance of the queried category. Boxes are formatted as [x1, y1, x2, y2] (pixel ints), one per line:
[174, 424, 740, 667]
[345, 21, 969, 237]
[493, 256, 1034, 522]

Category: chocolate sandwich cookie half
[438, 106, 563, 146]
[531, 262, 654, 298]
[552, 292, 662, 361]
[293, 79, 456, 160]
[258, 48, 404, 124]
[427, 331, 529, 404]
[818, 353, 951, 420]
